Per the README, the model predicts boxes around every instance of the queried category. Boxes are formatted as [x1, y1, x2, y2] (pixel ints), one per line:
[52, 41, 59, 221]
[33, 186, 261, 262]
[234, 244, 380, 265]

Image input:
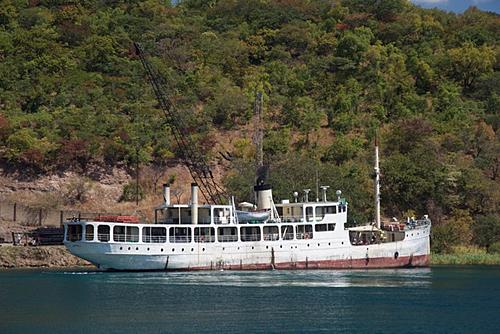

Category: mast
[254, 92, 264, 175]
[374, 139, 381, 229]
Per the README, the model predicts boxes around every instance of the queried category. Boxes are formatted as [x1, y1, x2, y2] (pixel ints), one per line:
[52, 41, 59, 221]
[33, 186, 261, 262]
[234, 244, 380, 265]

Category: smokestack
[191, 183, 198, 225]
[254, 184, 273, 210]
[304, 189, 311, 202]
[320, 186, 329, 202]
[163, 183, 170, 206]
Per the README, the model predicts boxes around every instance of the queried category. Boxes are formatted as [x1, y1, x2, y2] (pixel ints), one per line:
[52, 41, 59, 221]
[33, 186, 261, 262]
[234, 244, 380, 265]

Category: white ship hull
[65, 223, 430, 271]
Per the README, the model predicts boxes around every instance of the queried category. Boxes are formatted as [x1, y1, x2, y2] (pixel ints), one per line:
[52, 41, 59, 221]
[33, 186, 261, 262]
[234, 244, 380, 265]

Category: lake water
[0, 267, 499, 334]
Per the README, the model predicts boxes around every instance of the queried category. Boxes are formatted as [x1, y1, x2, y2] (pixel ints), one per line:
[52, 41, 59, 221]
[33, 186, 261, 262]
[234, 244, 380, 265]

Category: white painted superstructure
[64, 196, 431, 271]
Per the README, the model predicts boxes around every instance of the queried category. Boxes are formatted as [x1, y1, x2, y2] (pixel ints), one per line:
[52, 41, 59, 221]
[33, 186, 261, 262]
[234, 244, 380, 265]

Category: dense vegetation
[0, 0, 498, 252]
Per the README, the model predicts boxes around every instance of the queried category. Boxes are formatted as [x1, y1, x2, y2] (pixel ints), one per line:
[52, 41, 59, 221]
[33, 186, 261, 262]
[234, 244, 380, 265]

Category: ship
[64, 145, 431, 271]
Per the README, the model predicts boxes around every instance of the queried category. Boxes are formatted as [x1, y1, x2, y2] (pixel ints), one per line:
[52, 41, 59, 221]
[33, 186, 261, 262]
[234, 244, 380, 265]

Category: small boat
[236, 210, 269, 222]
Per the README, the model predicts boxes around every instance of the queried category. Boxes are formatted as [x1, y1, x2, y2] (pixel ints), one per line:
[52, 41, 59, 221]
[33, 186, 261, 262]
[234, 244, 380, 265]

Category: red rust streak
[181, 255, 429, 271]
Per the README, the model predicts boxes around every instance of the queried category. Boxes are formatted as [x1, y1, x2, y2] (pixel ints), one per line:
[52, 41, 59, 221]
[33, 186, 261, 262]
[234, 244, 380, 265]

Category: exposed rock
[0, 245, 93, 268]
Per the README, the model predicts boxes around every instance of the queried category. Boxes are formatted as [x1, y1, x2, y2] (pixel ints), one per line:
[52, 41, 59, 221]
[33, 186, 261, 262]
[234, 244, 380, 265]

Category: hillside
[0, 0, 499, 253]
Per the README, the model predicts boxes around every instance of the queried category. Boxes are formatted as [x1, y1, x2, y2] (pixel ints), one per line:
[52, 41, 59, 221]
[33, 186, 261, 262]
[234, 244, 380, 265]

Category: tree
[447, 42, 495, 91]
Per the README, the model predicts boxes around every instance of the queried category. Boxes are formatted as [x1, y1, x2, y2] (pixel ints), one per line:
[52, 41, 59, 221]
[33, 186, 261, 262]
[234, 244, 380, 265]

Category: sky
[410, 0, 500, 13]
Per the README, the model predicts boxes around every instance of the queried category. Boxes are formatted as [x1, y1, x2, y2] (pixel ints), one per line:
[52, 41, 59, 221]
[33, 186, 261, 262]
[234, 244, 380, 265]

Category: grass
[431, 246, 500, 265]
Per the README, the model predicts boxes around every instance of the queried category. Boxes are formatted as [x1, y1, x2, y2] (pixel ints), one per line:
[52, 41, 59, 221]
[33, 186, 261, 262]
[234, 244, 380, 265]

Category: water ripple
[58, 268, 433, 288]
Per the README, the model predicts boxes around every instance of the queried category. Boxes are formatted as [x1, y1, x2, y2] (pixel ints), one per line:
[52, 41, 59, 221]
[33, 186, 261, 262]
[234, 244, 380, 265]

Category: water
[0, 267, 499, 334]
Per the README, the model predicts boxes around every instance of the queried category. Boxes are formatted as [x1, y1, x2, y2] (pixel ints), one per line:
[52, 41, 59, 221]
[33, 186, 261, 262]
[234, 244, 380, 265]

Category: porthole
[191, 248, 194, 252]
[280, 245, 282, 249]
[202, 248, 205, 252]
[161, 248, 164, 252]
[394, 252, 399, 259]
[136, 247, 138, 251]
[266, 246, 269, 249]
[147, 248, 150, 251]
[342, 242, 344, 245]
[251, 246, 254, 250]
[128, 247, 131, 250]
[318, 243, 320, 247]
[307, 244, 310, 247]
[223, 247, 225, 251]
[171, 248, 174, 252]
[120, 247, 123, 250]
[238, 247, 240, 250]
[181, 248, 184, 252]
[291, 246, 293, 249]
[328, 243, 331, 246]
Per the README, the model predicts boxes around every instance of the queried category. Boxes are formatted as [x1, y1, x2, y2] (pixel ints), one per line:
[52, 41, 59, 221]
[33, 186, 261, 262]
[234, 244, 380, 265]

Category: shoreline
[430, 252, 500, 266]
[1, 245, 499, 269]
[0, 244, 93, 269]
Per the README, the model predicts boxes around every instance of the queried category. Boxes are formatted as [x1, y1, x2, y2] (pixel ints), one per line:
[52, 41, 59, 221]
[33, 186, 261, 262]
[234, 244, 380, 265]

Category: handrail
[218, 235, 238, 242]
[194, 235, 216, 243]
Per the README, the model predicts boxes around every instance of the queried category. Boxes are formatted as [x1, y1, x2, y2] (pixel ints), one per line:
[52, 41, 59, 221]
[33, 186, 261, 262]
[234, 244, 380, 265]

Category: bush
[488, 241, 500, 254]
[431, 210, 473, 253]
[120, 182, 144, 202]
[63, 177, 94, 205]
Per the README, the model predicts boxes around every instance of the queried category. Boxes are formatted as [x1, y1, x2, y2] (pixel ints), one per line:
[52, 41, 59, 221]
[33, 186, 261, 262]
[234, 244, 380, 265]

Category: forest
[0, 0, 498, 253]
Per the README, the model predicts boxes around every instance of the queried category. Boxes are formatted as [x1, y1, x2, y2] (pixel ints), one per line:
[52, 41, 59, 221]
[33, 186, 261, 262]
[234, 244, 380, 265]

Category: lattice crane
[133, 42, 227, 205]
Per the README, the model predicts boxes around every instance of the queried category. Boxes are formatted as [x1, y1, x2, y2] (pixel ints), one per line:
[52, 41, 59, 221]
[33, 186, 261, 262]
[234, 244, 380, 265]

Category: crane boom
[133, 42, 226, 204]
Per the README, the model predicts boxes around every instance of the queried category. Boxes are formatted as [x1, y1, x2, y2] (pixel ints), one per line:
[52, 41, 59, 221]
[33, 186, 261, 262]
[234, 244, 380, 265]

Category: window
[169, 227, 192, 243]
[315, 224, 335, 232]
[263, 226, 279, 241]
[126, 226, 139, 242]
[315, 206, 337, 220]
[113, 226, 125, 242]
[195, 227, 215, 243]
[67, 224, 82, 242]
[296, 225, 313, 239]
[281, 225, 294, 240]
[240, 226, 261, 242]
[143, 227, 166, 243]
[213, 208, 231, 224]
[198, 208, 211, 224]
[97, 225, 110, 242]
[85, 225, 94, 241]
[276, 207, 283, 217]
[218, 227, 237, 242]
[113, 226, 139, 242]
[305, 206, 314, 222]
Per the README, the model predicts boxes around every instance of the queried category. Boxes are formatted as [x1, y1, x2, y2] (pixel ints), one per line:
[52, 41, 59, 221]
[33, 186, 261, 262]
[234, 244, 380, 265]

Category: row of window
[66, 223, 336, 243]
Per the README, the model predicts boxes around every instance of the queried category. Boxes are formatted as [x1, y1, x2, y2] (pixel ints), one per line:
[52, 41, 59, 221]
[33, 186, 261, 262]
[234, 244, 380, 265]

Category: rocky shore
[0, 245, 92, 269]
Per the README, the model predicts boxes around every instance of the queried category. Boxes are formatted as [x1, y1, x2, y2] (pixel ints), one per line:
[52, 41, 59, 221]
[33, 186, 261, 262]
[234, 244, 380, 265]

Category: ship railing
[143, 236, 167, 243]
[97, 233, 110, 242]
[213, 217, 234, 224]
[263, 234, 279, 241]
[280, 216, 305, 223]
[194, 235, 216, 243]
[280, 216, 319, 223]
[218, 235, 238, 242]
[240, 234, 261, 242]
[169, 236, 192, 243]
[405, 218, 432, 230]
[113, 234, 139, 242]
